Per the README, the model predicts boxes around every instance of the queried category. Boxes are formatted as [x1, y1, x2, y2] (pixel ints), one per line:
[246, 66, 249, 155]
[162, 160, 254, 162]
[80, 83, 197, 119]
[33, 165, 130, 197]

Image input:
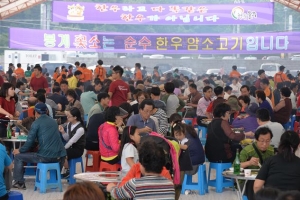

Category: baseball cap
[34, 103, 48, 114]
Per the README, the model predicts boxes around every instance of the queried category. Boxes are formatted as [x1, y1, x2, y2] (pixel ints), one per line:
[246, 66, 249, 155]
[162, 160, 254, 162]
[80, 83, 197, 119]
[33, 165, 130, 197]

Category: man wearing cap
[274, 65, 290, 86]
[12, 103, 66, 190]
[232, 102, 259, 133]
[127, 99, 157, 135]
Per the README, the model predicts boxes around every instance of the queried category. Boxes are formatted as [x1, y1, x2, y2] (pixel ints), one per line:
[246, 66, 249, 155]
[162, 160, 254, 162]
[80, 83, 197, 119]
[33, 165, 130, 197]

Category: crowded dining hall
[0, 60, 300, 200]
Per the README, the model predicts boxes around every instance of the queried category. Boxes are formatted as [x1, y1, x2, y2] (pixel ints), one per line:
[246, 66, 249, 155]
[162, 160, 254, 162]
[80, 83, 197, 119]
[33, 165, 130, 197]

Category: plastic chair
[200, 138, 206, 146]
[243, 195, 248, 200]
[34, 162, 62, 193]
[208, 162, 234, 193]
[183, 118, 193, 125]
[99, 161, 121, 172]
[68, 157, 84, 184]
[84, 114, 88, 126]
[85, 150, 100, 172]
[24, 163, 36, 176]
[181, 164, 208, 195]
[198, 126, 207, 138]
[8, 191, 23, 200]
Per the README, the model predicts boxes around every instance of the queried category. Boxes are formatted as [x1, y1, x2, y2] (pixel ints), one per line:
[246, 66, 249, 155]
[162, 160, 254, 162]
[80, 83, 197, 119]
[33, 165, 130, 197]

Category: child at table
[172, 122, 205, 176]
[118, 126, 140, 173]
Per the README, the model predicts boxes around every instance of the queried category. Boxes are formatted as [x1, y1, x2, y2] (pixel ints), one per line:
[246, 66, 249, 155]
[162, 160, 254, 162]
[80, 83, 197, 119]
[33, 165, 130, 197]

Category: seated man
[12, 103, 66, 189]
[237, 127, 274, 200]
[107, 140, 175, 199]
[127, 99, 157, 135]
[86, 92, 110, 126]
[256, 108, 285, 150]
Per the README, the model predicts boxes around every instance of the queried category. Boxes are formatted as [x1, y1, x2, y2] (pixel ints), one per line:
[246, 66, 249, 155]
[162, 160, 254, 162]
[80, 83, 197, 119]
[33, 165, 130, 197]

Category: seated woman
[119, 126, 140, 173]
[226, 95, 242, 122]
[256, 90, 273, 121]
[273, 87, 292, 125]
[238, 95, 250, 112]
[65, 89, 84, 120]
[172, 122, 205, 175]
[59, 107, 86, 178]
[205, 103, 252, 163]
[232, 102, 259, 133]
[98, 106, 126, 165]
[254, 131, 300, 193]
[107, 140, 175, 199]
[131, 91, 149, 115]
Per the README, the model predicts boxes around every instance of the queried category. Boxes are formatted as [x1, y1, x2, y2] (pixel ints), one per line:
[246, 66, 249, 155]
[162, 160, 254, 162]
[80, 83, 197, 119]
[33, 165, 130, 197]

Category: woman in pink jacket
[98, 106, 128, 164]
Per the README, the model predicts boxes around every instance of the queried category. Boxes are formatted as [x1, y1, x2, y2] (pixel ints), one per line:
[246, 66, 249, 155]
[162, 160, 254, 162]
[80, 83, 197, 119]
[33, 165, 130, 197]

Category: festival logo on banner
[231, 6, 257, 21]
[67, 4, 85, 21]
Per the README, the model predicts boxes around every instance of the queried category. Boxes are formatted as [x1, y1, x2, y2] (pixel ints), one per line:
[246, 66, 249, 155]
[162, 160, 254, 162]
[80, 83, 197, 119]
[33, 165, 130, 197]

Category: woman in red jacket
[98, 106, 128, 164]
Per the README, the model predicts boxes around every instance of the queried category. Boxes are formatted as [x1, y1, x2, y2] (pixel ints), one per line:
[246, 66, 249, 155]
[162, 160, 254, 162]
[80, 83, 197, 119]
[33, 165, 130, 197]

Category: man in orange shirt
[134, 63, 143, 81]
[260, 78, 275, 107]
[81, 63, 92, 90]
[75, 61, 84, 81]
[229, 65, 241, 78]
[94, 59, 106, 81]
[14, 63, 25, 79]
[274, 65, 290, 86]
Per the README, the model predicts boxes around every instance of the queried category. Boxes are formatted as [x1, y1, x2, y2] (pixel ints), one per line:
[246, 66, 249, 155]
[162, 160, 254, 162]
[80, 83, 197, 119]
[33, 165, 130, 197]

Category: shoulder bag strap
[252, 143, 264, 164]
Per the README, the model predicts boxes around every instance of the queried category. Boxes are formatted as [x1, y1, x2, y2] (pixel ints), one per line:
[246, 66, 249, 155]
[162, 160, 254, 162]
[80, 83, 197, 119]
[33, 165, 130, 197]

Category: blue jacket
[186, 133, 205, 165]
[20, 114, 66, 158]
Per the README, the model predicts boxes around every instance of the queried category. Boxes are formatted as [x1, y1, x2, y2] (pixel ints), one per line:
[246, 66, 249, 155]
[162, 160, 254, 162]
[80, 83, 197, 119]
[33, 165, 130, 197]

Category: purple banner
[9, 28, 300, 54]
[52, 1, 274, 25]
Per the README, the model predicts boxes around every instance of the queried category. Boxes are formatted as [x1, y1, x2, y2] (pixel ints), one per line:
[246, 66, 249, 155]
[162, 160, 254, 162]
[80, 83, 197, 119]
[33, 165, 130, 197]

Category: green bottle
[234, 149, 240, 175]
[6, 122, 11, 139]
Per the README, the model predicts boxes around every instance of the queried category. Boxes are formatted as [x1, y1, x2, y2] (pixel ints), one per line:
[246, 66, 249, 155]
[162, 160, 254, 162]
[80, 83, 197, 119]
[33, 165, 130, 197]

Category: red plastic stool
[85, 150, 100, 172]
[99, 161, 121, 172]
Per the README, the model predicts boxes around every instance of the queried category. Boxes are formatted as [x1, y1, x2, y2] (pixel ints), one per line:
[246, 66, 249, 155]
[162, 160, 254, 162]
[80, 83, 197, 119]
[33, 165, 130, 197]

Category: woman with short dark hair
[205, 103, 248, 163]
[254, 131, 300, 192]
[65, 89, 84, 120]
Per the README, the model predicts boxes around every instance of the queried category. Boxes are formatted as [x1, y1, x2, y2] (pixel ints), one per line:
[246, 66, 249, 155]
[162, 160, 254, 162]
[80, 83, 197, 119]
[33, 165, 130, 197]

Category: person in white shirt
[118, 126, 140, 173]
[224, 86, 233, 100]
[256, 108, 285, 149]
[230, 78, 241, 97]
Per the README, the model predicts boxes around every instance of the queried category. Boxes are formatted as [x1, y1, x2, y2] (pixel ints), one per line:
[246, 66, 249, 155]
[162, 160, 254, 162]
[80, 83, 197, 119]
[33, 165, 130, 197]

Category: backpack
[140, 132, 180, 184]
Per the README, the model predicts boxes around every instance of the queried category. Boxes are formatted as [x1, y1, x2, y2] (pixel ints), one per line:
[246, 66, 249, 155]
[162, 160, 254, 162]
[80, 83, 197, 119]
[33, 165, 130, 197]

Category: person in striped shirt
[107, 140, 175, 200]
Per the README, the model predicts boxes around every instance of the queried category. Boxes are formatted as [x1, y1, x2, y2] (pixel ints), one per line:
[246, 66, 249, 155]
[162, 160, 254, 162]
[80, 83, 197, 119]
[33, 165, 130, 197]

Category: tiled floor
[11, 161, 238, 200]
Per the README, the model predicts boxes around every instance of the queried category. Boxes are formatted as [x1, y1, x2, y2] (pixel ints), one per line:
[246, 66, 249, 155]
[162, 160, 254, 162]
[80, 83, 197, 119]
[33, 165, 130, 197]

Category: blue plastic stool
[68, 157, 84, 184]
[181, 164, 208, 195]
[208, 162, 234, 193]
[34, 162, 62, 193]
[8, 191, 23, 200]
[84, 114, 88, 126]
[184, 119, 193, 125]
[24, 163, 36, 176]
[198, 126, 207, 138]
[200, 138, 206, 146]
[243, 195, 248, 200]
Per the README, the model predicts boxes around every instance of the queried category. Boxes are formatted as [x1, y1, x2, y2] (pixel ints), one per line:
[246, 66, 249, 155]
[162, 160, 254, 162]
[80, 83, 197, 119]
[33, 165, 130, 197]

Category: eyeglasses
[257, 140, 271, 144]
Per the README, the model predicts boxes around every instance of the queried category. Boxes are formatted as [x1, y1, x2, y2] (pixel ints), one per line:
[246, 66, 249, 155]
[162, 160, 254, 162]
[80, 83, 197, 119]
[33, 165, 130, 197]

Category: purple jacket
[232, 116, 259, 133]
